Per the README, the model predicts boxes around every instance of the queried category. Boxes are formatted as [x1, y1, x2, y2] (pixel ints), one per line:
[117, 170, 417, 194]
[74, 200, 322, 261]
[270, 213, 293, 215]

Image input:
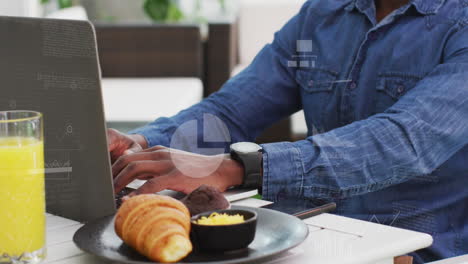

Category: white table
[43, 198, 432, 264]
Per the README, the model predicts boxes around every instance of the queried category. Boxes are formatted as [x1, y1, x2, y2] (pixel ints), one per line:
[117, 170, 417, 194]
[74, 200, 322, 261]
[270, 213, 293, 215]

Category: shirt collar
[411, 0, 445, 15]
[344, 0, 372, 13]
[345, 0, 446, 16]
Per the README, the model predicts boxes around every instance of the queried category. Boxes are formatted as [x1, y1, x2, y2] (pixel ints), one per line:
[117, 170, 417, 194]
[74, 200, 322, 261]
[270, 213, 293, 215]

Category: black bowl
[190, 209, 258, 252]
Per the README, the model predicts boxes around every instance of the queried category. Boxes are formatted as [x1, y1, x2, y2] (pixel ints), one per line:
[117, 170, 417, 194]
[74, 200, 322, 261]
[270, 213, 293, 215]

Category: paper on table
[231, 198, 273, 207]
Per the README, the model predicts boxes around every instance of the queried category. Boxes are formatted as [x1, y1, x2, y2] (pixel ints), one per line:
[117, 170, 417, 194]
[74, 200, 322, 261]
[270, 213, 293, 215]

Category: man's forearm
[128, 3, 307, 150]
[261, 64, 468, 201]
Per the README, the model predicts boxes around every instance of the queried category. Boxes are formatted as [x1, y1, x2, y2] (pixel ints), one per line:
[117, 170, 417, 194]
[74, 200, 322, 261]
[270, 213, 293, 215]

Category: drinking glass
[0, 111, 45, 264]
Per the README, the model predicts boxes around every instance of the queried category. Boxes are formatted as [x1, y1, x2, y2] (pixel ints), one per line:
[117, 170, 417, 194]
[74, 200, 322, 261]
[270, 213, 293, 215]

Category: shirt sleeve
[262, 24, 468, 202]
[130, 2, 312, 151]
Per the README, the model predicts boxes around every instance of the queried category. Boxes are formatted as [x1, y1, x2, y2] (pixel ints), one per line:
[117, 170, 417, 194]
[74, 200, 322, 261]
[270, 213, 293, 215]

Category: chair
[94, 23, 204, 132]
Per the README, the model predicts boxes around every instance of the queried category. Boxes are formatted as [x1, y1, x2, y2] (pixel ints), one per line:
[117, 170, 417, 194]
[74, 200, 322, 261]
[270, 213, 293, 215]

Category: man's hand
[107, 129, 148, 163]
[112, 146, 244, 196]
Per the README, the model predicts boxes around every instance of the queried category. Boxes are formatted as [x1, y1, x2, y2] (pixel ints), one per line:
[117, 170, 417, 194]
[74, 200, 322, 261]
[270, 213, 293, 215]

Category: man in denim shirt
[108, 0, 468, 262]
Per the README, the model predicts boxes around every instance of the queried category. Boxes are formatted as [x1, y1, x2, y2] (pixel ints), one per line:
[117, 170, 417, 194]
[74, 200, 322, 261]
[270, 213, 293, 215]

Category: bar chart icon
[297, 40, 313, 52]
[288, 40, 317, 68]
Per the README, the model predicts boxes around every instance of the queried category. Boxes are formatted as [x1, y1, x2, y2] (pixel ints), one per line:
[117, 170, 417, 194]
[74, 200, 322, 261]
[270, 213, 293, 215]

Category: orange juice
[0, 137, 45, 257]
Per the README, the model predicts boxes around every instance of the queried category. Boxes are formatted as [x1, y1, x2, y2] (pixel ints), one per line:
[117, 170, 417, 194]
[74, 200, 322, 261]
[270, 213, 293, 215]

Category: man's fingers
[129, 175, 174, 196]
[107, 129, 145, 163]
[113, 160, 173, 193]
[135, 173, 156, 180]
[139, 145, 168, 153]
[112, 151, 171, 178]
[106, 129, 120, 152]
[122, 145, 166, 157]
[110, 153, 120, 164]
[123, 143, 143, 155]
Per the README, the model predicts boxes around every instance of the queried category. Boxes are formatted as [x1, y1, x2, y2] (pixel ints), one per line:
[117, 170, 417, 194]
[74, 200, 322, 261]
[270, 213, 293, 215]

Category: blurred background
[0, 0, 307, 144]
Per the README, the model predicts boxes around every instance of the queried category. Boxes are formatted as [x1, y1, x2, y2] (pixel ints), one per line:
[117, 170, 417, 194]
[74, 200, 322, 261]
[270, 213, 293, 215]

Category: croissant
[115, 194, 193, 263]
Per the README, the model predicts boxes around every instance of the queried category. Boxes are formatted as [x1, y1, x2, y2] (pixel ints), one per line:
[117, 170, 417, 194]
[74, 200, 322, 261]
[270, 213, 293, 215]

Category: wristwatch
[230, 142, 263, 188]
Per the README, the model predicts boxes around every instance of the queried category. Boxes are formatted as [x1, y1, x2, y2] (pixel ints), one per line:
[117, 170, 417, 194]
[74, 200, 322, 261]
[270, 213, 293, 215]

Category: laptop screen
[0, 16, 116, 222]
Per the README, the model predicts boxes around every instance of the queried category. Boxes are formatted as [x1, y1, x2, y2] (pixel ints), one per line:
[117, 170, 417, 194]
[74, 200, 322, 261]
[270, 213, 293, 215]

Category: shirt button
[397, 85, 405, 94]
[349, 82, 357, 90]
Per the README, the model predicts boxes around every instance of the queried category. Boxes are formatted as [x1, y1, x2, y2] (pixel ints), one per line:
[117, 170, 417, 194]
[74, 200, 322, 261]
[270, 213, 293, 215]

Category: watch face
[231, 142, 262, 154]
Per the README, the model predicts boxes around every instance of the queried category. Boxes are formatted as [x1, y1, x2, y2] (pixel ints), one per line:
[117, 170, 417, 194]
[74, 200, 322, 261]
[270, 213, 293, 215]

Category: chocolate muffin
[180, 185, 230, 216]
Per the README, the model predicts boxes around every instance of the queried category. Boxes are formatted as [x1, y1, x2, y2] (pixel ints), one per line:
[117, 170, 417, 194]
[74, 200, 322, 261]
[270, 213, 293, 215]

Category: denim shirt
[132, 0, 468, 262]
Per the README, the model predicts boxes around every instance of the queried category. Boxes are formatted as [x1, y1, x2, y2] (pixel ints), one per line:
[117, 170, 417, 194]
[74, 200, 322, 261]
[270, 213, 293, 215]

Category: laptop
[0, 16, 115, 222]
[0, 16, 256, 223]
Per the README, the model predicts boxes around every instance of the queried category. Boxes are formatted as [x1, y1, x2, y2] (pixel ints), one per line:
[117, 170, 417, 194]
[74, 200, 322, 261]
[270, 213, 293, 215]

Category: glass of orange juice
[0, 111, 45, 264]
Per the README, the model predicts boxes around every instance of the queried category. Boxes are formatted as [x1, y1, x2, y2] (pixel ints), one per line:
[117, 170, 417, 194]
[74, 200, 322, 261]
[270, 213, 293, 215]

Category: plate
[73, 205, 309, 264]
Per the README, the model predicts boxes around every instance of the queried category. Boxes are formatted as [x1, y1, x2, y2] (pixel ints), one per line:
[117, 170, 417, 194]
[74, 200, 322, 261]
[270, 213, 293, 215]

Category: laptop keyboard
[115, 188, 133, 208]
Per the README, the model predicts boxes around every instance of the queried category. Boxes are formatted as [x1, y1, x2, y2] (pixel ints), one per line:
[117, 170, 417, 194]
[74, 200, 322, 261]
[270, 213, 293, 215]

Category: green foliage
[58, 0, 73, 9]
[40, 0, 73, 9]
[143, 0, 184, 23]
[218, 0, 226, 11]
[166, 3, 183, 22]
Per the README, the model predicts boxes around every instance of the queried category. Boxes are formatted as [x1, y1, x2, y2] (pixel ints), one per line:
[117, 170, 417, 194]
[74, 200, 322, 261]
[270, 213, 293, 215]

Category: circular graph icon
[169, 113, 231, 179]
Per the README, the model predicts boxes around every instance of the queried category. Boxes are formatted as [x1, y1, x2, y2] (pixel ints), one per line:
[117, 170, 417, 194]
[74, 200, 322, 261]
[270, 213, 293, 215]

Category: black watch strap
[230, 143, 263, 189]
